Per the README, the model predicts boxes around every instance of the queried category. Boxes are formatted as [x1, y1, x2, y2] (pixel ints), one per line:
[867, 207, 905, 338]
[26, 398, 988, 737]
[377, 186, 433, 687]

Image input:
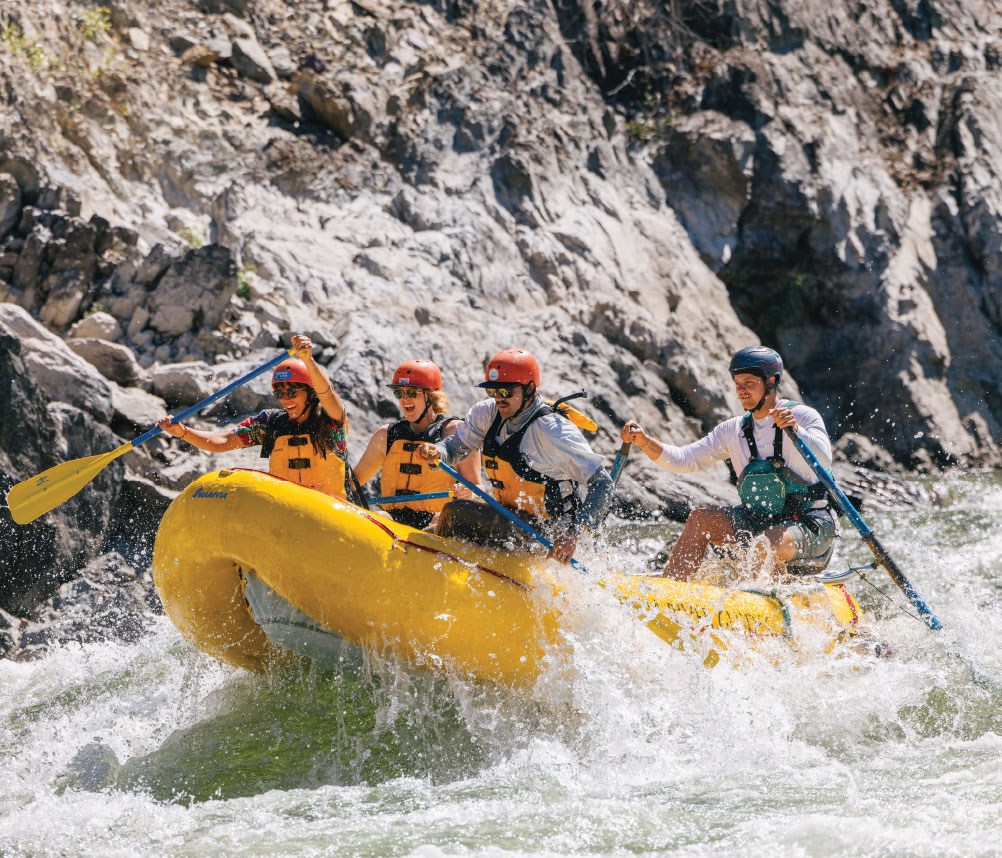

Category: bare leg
[729, 521, 797, 581]
[761, 521, 801, 581]
[763, 525, 798, 563]
[661, 507, 737, 581]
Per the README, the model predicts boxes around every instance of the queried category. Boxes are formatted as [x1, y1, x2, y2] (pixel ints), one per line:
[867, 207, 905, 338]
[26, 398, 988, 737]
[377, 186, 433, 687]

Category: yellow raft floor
[151, 470, 865, 684]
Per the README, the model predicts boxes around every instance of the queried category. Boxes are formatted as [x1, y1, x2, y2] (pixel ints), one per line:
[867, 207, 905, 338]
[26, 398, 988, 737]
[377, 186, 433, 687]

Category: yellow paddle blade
[546, 399, 598, 432]
[6, 443, 134, 525]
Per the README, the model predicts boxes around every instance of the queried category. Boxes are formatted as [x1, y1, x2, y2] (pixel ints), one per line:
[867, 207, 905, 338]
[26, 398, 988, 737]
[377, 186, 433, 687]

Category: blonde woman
[354, 360, 482, 528]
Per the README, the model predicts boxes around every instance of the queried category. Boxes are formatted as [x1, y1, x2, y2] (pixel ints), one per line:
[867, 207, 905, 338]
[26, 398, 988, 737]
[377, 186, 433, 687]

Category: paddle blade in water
[6, 443, 133, 524]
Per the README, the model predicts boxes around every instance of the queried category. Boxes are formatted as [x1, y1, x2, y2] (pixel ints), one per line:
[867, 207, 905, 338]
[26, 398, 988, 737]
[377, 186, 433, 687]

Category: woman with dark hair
[156, 334, 354, 498]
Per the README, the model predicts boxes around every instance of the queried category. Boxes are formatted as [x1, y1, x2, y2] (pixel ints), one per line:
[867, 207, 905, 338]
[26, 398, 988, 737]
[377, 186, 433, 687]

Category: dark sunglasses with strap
[274, 383, 307, 400]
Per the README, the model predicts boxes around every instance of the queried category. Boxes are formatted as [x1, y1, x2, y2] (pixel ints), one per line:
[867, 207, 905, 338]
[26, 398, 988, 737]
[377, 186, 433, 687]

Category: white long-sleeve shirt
[653, 402, 832, 483]
[439, 396, 606, 484]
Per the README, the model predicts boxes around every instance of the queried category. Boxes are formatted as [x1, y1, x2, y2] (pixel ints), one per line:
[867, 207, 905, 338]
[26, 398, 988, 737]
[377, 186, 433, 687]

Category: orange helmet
[272, 358, 313, 388]
[389, 359, 443, 390]
[478, 349, 541, 388]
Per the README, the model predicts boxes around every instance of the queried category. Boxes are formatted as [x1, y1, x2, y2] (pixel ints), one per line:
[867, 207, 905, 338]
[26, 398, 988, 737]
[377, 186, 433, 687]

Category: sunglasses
[392, 387, 423, 400]
[484, 386, 517, 399]
[274, 384, 306, 400]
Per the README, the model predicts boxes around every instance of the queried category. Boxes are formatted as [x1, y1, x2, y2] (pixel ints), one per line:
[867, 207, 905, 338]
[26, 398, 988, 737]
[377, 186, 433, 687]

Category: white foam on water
[3, 476, 1002, 857]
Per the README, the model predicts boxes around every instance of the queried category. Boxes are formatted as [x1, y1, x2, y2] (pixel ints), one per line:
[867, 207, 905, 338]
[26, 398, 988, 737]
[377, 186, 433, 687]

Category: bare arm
[455, 449, 485, 491]
[621, 419, 733, 473]
[291, 334, 345, 424]
[156, 418, 245, 452]
[443, 420, 485, 491]
[353, 425, 389, 486]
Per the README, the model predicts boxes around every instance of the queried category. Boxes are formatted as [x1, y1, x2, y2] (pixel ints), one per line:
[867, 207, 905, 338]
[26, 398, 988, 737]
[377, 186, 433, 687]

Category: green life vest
[735, 404, 823, 515]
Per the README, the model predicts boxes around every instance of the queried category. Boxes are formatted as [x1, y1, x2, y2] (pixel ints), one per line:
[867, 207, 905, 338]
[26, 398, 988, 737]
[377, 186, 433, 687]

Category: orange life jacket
[380, 415, 456, 528]
[261, 412, 348, 498]
[481, 406, 580, 521]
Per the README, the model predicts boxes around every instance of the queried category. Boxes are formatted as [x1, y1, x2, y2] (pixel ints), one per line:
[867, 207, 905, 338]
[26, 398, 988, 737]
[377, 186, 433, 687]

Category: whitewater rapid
[3, 474, 1002, 858]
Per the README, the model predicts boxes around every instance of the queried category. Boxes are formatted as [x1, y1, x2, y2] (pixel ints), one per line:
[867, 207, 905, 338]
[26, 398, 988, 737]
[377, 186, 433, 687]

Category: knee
[685, 507, 719, 525]
[682, 507, 714, 532]
[766, 526, 798, 562]
[683, 507, 731, 541]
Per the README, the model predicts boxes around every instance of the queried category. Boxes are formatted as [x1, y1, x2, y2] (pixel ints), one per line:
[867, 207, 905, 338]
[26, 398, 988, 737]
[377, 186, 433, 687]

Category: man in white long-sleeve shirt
[621, 346, 838, 581]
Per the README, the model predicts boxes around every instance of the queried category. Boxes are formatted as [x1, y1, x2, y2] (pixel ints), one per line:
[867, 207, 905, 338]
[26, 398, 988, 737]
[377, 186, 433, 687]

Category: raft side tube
[152, 477, 282, 671]
[153, 470, 867, 680]
[153, 470, 560, 684]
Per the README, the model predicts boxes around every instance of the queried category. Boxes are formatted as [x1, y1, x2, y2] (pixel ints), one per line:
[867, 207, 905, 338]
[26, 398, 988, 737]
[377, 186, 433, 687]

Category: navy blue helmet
[729, 346, 783, 390]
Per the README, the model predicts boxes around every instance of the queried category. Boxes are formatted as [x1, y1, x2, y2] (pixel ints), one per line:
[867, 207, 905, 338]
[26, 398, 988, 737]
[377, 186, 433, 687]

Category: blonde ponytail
[427, 390, 450, 415]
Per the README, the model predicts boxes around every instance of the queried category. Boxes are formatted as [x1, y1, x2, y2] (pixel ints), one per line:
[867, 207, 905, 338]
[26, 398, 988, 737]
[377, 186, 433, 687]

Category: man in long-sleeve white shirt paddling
[621, 346, 838, 582]
[418, 349, 615, 565]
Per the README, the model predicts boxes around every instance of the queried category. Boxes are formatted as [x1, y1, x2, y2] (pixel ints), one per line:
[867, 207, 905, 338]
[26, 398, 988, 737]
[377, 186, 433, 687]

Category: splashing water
[3, 474, 1002, 858]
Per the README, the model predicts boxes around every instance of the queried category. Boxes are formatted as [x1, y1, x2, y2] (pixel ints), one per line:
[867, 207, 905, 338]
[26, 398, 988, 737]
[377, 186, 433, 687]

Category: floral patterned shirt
[235, 409, 348, 458]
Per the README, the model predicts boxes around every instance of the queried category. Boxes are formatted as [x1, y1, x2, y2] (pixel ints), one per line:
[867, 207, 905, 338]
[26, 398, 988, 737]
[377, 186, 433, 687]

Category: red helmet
[272, 358, 313, 388]
[389, 359, 443, 391]
[477, 349, 541, 388]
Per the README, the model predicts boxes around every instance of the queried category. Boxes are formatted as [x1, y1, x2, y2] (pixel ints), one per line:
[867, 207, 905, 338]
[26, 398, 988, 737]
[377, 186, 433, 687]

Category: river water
[3, 474, 1002, 858]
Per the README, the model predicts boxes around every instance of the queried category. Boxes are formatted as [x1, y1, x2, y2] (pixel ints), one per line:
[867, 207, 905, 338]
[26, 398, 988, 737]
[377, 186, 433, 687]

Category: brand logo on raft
[193, 487, 228, 499]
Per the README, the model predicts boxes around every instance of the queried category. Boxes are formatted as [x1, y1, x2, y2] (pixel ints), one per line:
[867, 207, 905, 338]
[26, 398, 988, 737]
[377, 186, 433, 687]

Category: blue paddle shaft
[372, 491, 453, 505]
[435, 460, 589, 573]
[130, 350, 294, 449]
[610, 442, 631, 485]
[783, 426, 942, 630]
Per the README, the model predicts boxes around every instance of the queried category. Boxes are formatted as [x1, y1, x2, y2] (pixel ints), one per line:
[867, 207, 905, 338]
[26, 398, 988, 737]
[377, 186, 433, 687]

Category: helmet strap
[413, 391, 432, 426]
[290, 388, 318, 424]
[742, 374, 776, 413]
[511, 382, 535, 419]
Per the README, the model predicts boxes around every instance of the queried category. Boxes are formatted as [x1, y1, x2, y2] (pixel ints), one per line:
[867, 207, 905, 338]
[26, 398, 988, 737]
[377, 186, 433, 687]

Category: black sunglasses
[274, 384, 306, 400]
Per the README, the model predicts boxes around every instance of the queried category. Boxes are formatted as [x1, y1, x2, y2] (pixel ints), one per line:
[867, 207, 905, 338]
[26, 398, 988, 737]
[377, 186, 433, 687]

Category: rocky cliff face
[1, 0, 1000, 618]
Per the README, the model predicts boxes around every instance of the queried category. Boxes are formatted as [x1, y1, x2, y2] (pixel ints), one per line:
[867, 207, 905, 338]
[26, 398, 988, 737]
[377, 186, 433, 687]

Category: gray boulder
[651, 111, 756, 271]
[37, 221, 99, 329]
[67, 337, 145, 387]
[17, 552, 158, 659]
[149, 361, 214, 406]
[0, 172, 21, 239]
[0, 335, 122, 616]
[109, 382, 167, 432]
[0, 304, 113, 422]
[148, 244, 238, 337]
[68, 311, 122, 342]
[231, 36, 276, 82]
[834, 432, 905, 476]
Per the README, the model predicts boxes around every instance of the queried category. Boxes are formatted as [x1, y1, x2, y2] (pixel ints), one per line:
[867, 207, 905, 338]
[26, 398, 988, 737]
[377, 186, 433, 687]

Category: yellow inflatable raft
[151, 470, 864, 683]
